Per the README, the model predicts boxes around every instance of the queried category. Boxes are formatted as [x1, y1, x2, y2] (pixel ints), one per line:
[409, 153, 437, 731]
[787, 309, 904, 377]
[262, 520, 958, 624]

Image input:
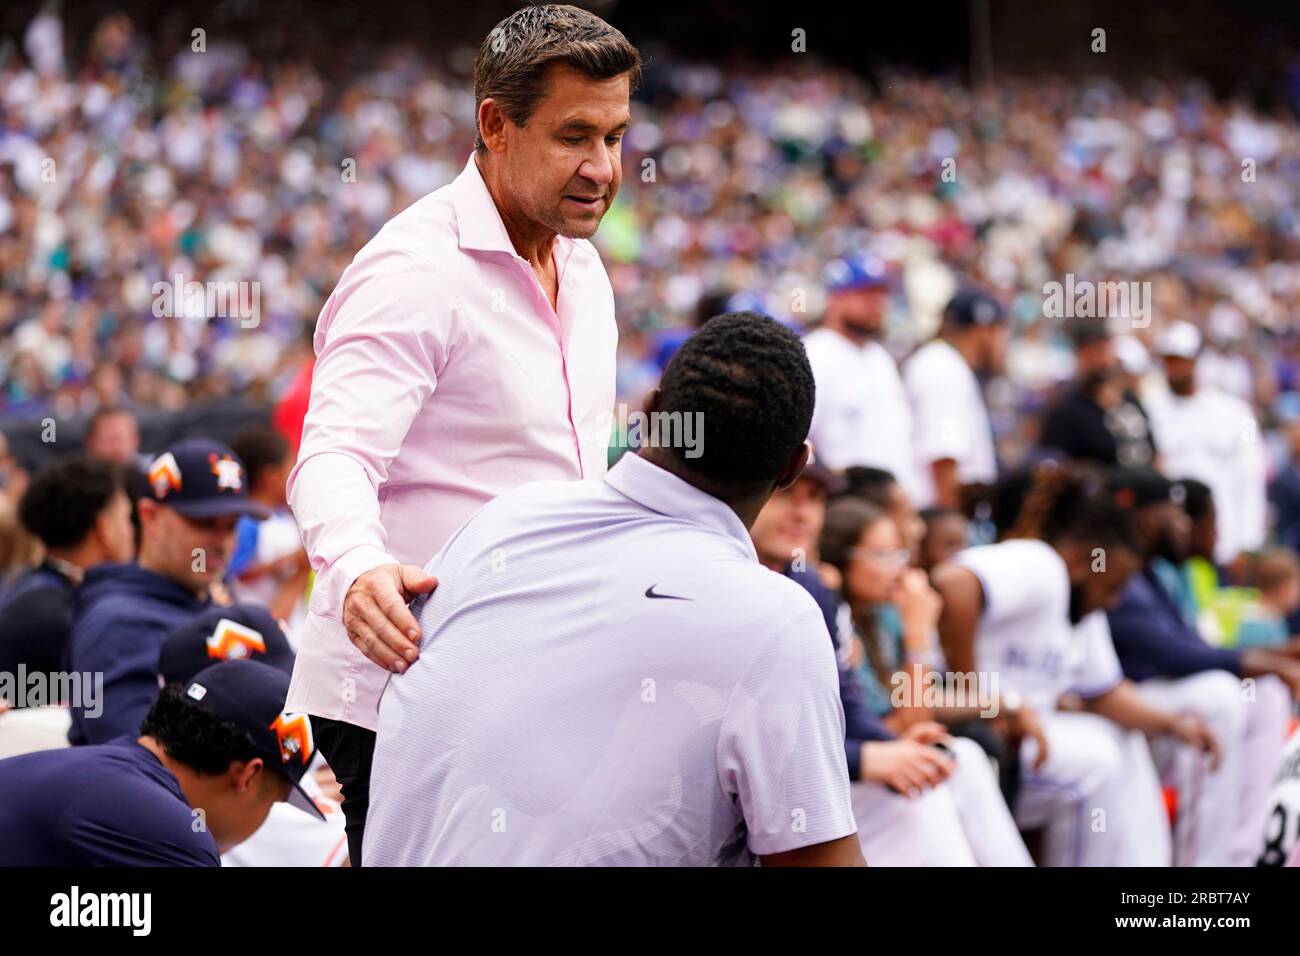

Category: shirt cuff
[316, 544, 398, 620]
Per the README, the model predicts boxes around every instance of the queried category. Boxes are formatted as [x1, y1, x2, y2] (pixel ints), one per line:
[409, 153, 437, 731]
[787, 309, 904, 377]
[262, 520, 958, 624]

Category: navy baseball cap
[145, 438, 270, 520]
[159, 604, 295, 686]
[823, 253, 888, 295]
[944, 288, 1005, 327]
[182, 659, 325, 821]
[1108, 467, 1186, 511]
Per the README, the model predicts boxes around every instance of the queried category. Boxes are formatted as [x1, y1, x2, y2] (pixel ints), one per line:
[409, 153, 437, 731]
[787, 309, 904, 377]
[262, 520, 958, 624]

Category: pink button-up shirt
[286, 153, 617, 729]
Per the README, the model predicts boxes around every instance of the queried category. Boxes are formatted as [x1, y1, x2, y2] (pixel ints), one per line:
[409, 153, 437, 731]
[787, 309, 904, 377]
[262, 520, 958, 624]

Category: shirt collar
[450, 152, 593, 265]
[605, 452, 758, 561]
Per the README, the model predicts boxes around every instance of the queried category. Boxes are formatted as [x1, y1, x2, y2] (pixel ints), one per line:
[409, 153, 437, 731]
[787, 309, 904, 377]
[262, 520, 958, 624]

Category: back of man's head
[19, 456, 125, 552]
[654, 311, 815, 496]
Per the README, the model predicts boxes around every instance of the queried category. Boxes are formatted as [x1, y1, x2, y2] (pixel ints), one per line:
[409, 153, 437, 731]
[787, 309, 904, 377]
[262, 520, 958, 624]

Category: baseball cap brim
[167, 498, 272, 520]
[286, 780, 328, 822]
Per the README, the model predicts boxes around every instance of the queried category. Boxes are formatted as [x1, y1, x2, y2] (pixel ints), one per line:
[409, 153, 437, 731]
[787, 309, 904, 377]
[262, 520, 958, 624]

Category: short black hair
[839, 466, 897, 506]
[656, 311, 815, 489]
[232, 426, 290, 490]
[1180, 478, 1214, 521]
[139, 684, 262, 775]
[18, 456, 125, 549]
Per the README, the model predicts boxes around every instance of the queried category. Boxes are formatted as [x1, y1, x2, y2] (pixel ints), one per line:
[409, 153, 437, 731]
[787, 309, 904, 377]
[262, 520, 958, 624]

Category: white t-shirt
[803, 328, 921, 499]
[1147, 388, 1266, 564]
[903, 339, 997, 507]
[363, 453, 856, 867]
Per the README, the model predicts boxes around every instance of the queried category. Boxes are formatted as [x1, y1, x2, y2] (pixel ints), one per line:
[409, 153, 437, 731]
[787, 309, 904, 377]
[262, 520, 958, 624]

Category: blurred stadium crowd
[1, 6, 1300, 867]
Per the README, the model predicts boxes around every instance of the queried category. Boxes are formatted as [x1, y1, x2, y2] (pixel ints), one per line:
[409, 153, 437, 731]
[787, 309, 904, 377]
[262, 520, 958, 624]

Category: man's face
[751, 477, 827, 568]
[141, 501, 238, 591]
[1138, 501, 1190, 565]
[87, 413, 140, 465]
[494, 63, 629, 240]
[827, 287, 887, 339]
[976, 323, 1008, 374]
[1188, 504, 1217, 562]
[207, 762, 292, 854]
[1069, 545, 1141, 623]
[1163, 355, 1197, 395]
[1075, 339, 1115, 378]
[96, 489, 136, 563]
[921, 513, 968, 571]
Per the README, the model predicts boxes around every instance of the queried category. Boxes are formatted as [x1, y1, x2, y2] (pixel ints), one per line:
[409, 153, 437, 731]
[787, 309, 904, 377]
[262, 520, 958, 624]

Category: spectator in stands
[229, 427, 310, 633]
[82, 405, 141, 467]
[904, 289, 1005, 510]
[1148, 321, 1267, 566]
[804, 255, 921, 500]
[0, 457, 134, 703]
[65, 439, 268, 745]
[1039, 318, 1158, 468]
[1271, 416, 1300, 556]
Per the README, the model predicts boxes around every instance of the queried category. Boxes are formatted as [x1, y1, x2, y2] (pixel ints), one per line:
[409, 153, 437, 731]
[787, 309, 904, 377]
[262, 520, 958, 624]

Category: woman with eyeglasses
[818, 496, 1031, 865]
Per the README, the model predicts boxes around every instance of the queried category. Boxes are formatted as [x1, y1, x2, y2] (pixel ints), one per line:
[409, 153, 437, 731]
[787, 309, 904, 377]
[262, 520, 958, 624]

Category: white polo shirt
[363, 452, 856, 867]
[803, 327, 921, 500]
[903, 339, 997, 507]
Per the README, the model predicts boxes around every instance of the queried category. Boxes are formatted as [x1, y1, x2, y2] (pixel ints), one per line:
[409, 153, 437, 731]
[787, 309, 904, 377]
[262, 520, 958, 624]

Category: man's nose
[579, 148, 615, 188]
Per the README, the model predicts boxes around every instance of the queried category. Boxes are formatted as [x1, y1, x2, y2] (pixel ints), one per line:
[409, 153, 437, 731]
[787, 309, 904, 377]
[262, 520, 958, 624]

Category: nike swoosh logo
[645, 585, 692, 601]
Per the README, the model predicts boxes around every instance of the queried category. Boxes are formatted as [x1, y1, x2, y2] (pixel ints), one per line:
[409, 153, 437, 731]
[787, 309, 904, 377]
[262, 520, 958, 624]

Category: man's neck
[44, 547, 96, 583]
[638, 448, 768, 530]
[941, 330, 980, 370]
[475, 152, 557, 270]
[138, 736, 208, 813]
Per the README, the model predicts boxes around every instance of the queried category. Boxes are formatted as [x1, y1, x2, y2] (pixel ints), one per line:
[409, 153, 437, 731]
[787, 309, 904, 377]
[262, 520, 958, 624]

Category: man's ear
[774, 441, 812, 491]
[478, 98, 507, 153]
[230, 758, 265, 796]
[641, 387, 662, 417]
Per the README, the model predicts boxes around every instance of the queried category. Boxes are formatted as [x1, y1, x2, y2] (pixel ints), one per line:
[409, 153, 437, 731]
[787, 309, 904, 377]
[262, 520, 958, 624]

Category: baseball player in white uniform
[932, 470, 1219, 866]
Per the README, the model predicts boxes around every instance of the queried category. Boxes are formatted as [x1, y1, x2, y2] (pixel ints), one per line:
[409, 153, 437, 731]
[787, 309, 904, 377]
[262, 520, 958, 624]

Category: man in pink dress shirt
[285, 5, 641, 862]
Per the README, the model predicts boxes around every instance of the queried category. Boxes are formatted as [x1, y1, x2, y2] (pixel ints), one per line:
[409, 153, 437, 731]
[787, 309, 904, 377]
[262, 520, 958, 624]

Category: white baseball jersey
[1262, 726, 1300, 866]
[1147, 387, 1266, 563]
[903, 339, 997, 507]
[803, 328, 921, 500]
[953, 539, 1075, 713]
[364, 452, 857, 866]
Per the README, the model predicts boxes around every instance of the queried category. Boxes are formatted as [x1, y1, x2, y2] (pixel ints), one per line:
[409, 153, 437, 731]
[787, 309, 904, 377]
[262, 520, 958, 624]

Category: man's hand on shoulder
[343, 564, 438, 672]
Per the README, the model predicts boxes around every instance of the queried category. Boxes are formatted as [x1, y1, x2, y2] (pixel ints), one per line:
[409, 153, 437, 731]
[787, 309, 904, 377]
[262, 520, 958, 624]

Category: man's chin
[555, 217, 602, 240]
